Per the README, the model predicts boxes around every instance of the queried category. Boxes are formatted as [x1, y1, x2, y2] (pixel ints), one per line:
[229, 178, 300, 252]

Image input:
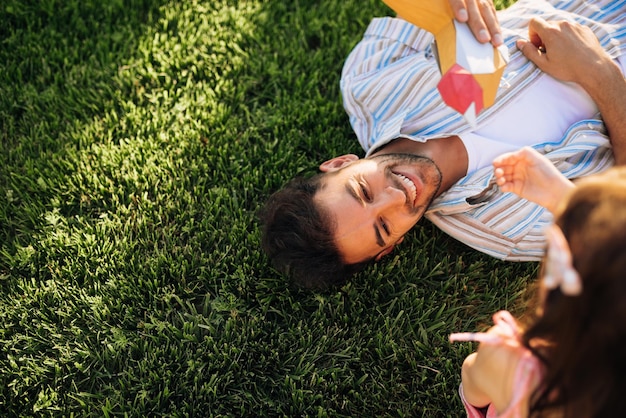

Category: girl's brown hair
[523, 167, 626, 417]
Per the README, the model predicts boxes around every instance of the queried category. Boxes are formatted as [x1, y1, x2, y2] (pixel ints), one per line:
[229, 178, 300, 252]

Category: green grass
[0, 0, 535, 416]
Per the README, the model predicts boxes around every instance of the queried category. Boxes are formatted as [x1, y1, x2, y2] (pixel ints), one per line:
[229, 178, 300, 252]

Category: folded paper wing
[386, 0, 455, 34]
[382, 0, 509, 127]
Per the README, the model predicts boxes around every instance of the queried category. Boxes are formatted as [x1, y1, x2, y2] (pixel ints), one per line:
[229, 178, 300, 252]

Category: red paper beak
[437, 63, 484, 116]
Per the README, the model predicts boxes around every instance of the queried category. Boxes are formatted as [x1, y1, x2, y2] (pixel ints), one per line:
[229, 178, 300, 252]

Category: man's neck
[370, 136, 469, 197]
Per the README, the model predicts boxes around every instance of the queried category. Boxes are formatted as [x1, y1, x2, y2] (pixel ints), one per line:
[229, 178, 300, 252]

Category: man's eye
[360, 184, 371, 201]
[380, 219, 389, 235]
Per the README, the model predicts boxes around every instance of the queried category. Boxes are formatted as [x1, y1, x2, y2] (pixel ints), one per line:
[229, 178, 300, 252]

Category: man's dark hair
[259, 174, 369, 289]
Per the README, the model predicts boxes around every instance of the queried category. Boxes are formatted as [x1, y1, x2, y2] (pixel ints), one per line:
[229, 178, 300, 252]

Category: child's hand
[492, 147, 575, 213]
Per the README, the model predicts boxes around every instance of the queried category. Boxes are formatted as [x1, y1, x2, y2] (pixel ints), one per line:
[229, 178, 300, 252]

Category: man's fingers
[448, 0, 469, 22]
[464, 0, 490, 43]
[476, 0, 502, 45]
[449, 0, 502, 45]
[516, 38, 544, 66]
[527, 17, 550, 48]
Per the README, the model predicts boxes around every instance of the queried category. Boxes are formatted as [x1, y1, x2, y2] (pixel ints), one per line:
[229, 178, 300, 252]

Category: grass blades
[0, 0, 534, 416]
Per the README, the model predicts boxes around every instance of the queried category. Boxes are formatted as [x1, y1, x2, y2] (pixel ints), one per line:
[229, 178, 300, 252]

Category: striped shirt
[340, 0, 626, 261]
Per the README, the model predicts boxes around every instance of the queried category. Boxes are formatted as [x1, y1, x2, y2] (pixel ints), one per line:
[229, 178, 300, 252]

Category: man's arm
[517, 18, 626, 164]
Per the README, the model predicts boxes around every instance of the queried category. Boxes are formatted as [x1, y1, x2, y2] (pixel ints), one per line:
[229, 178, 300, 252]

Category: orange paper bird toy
[383, 0, 509, 126]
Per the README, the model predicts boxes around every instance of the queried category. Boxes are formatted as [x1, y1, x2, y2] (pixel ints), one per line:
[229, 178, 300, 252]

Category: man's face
[314, 153, 441, 264]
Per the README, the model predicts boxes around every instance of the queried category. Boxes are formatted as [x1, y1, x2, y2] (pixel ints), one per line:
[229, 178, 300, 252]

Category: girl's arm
[459, 328, 522, 413]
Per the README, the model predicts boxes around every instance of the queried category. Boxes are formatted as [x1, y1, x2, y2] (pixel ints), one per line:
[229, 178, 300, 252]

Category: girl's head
[545, 166, 626, 335]
[525, 166, 626, 416]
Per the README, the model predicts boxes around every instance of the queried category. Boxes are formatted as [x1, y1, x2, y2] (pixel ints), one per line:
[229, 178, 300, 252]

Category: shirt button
[544, 145, 553, 153]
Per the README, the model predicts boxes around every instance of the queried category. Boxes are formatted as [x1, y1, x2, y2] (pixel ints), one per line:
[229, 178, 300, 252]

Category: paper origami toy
[382, 0, 509, 126]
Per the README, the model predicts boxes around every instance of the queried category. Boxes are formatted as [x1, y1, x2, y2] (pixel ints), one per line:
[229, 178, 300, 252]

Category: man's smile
[392, 171, 419, 208]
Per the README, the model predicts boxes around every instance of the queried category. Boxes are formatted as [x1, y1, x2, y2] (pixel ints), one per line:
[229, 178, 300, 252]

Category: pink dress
[450, 311, 544, 418]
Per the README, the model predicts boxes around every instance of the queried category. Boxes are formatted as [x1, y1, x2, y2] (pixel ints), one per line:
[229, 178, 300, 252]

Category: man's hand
[517, 18, 626, 164]
[448, 0, 502, 46]
[516, 18, 613, 88]
[492, 147, 575, 213]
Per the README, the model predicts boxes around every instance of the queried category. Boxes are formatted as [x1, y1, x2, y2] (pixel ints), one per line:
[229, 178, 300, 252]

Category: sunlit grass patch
[0, 0, 533, 416]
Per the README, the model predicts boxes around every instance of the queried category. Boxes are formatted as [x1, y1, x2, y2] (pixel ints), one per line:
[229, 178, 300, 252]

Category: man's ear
[319, 154, 360, 172]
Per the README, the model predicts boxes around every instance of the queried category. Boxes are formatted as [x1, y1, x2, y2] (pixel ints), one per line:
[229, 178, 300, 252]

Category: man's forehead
[315, 185, 380, 261]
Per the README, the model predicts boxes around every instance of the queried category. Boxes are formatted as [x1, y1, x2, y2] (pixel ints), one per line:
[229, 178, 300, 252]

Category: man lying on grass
[260, 0, 626, 289]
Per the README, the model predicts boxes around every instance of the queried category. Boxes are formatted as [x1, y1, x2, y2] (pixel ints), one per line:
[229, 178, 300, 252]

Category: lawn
[0, 0, 536, 416]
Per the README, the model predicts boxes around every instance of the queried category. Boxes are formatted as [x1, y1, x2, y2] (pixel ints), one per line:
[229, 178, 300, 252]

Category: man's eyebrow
[345, 181, 364, 206]
[374, 225, 385, 248]
[345, 180, 385, 248]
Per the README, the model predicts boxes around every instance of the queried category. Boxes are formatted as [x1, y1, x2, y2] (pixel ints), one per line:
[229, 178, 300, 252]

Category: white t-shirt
[460, 54, 626, 174]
